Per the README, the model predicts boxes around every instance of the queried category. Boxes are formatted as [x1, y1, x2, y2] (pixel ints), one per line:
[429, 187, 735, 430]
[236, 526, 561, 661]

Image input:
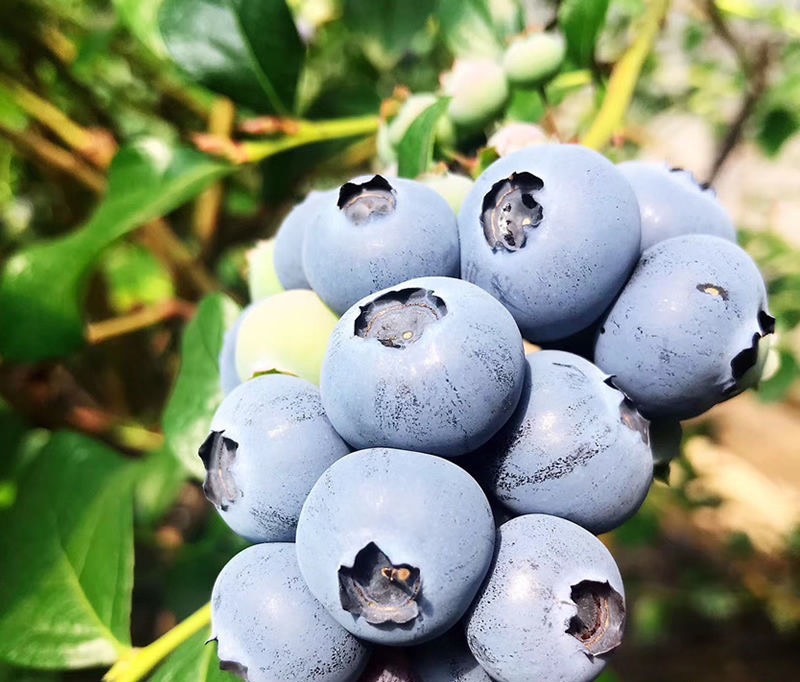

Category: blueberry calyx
[219, 659, 249, 680]
[355, 287, 447, 348]
[669, 166, 713, 193]
[566, 580, 625, 656]
[337, 175, 397, 225]
[603, 376, 650, 444]
[696, 283, 729, 300]
[198, 430, 240, 511]
[726, 309, 776, 392]
[338, 542, 422, 624]
[481, 171, 544, 251]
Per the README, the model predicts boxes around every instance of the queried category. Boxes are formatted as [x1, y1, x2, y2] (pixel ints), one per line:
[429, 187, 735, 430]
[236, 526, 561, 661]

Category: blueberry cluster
[203, 143, 773, 682]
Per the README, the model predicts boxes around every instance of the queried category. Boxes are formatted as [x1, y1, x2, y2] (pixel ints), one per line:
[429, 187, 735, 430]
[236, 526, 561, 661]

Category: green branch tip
[581, 0, 671, 150]
[103, 602, 211, 682]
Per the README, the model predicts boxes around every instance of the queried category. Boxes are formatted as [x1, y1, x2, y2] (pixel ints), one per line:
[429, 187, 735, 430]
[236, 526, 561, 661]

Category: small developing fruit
[502, 31, 566, 84]
[441, 58, 509, 130]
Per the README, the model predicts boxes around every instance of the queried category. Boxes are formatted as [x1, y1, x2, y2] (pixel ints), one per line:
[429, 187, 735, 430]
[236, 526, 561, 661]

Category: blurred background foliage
[0, 0, 799, 681]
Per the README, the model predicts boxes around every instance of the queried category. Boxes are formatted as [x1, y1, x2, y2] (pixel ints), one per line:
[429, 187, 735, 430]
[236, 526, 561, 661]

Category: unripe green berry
[441, 59, 509, 130]
[503, 32, 565, 84]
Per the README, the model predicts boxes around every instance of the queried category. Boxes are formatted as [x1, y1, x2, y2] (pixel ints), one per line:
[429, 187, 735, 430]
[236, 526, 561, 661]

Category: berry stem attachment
[102, 602, 211, 682]
[581, 0, 671, 150]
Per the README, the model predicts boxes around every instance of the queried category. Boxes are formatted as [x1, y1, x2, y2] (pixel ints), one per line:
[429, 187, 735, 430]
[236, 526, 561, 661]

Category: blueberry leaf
[150, 628, 234, 681]
[158, 0, 304, 114]
[163, 293, 241, 480]
[558, 0, 610, 67]
[342, 0, 436, 69]
[397, 98, 449, 179]
[0, 432, 136, 669]
[436, 0, 503, 58]
[0, 139, 230, 362]
[112, 0, 168, 57]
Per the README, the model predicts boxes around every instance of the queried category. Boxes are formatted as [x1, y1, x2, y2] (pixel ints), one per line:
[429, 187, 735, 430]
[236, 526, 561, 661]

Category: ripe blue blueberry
[458, 143, 641, 342]
[274, 189, 334, 290]
[409, 629, 492, 681]
[199, 374, 350, 542]
[618, 161, 736, 252]
[320, 276, 526, 457]
[465, 514, 626, 682]
[295, 448, 496, 645]
[211, 543, 369, 682]
[302, 175, 460, 314]
[479, 350, 653, 534]
[594, 234, 774, 419]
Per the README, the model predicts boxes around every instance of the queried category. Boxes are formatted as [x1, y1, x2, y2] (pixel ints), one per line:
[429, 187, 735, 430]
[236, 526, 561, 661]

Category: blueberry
[295, 448, 496, 645]
[274, 189, 335, 290]
[320, 276, 526, 457]
[618, 161, 736, 252]
[459, 144, 641, 342]
[211, 543, 369, 682]
[465, 514, 626, 682]
[302, 175, 459, 315]
[409, 629, 492, 681]
[199, 374, 350, 542]
[479, 350, 653, 534]
[594, 234, 774, 419]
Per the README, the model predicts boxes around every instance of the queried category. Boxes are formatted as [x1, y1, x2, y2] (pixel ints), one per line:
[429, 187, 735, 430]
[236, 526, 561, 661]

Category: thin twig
[0, 123, 106, 192]
[192, 97, 235, 252]
[86, 299, 196, 344]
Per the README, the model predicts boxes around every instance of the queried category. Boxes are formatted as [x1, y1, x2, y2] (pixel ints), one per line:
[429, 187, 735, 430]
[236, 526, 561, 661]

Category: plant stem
[195, 114, 380, 164]
[86, 299, 196, 344]
[193, 98, 235, 252]
[0, 123, 106, 192]
[580, 0, 671, 150]
[103, 603, 211, 682]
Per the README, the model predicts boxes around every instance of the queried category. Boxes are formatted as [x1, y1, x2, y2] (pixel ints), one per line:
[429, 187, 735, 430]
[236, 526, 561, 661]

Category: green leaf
[163, 293, 240, 479]
[397, 98, 449, 179]
[150, 628, 234, 681]
[343, 0, 437, 69]
[0, 139, 230, 362]
[101, 242, 175, 314]
[159, 0, 304, 114]
[436, 0, 503, 58]
[756, 107, 798, 157]
[558, 0, 610, 66]
[113, 0, 169, 57]
[0, 432, 136, 669]
[134, 446, 188, 525]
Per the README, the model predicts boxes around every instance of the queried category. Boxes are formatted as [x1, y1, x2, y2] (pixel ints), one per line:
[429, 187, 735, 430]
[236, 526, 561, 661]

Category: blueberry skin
[480, 350, 653, 534]
[320, 276, 526, 457]
[303, 176, 460, 315]
[295, 448, 496, 646]
[211, 543, 369, 682]
[274, 189, 334, 290]
[458, 143, 641, 342]
[200, 374, 350, 542]
[594, 234, 774, 420]
[465, 514, 626, 682]
[409, 629, 492, 681]
[618, 161, 736, 252]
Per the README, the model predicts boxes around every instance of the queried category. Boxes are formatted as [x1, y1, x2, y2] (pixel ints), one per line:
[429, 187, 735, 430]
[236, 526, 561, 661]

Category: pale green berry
[503, 32, 565, 84]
